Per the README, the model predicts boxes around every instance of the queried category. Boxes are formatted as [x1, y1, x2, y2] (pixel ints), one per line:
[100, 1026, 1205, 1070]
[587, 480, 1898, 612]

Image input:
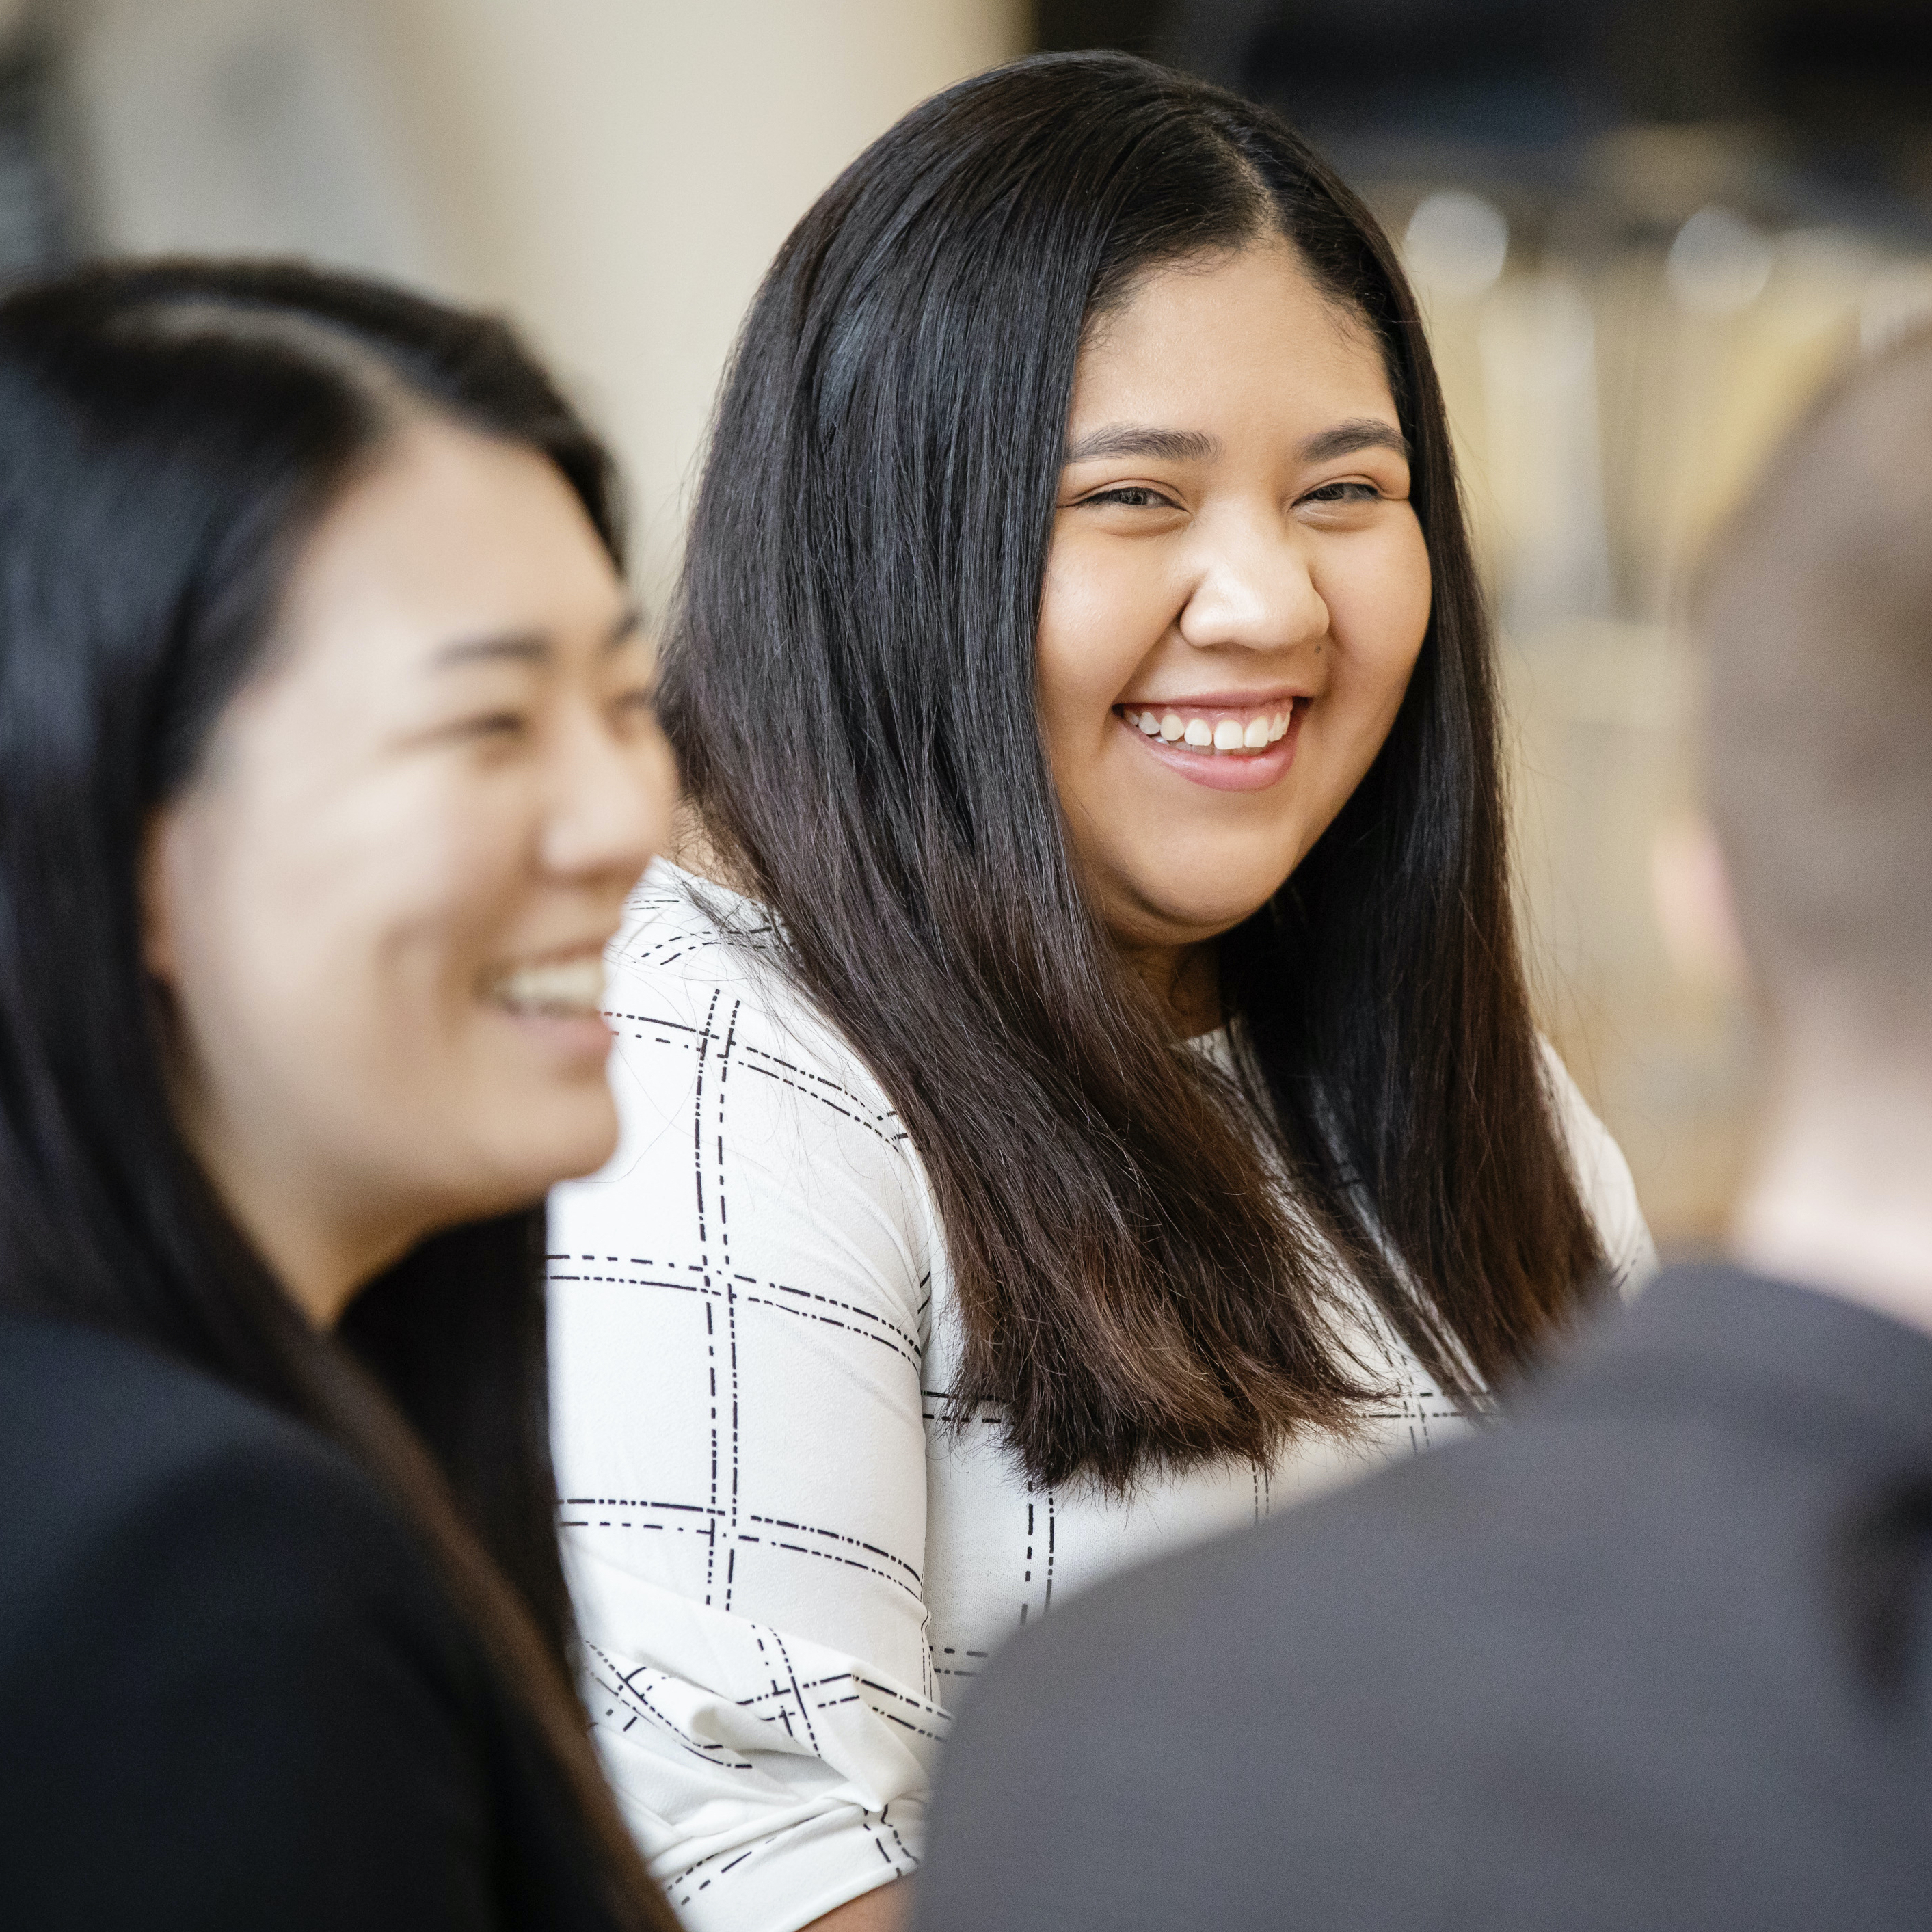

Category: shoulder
[589, 860, 931, 1230]
[0, 1312, 459, 1674]
[1535, 1038, 1658, 1298]
[0, 1316, 527, 1925]
[604, 859, 906, 1147]
[924, 1342, 1914, 1932]
[923, 1432, 1534, 1928]
[559, 861, 939, 1336]
[0, 1319, 630, 1929]
[930, 1269, 1932, 1931]
[608, 859, 781, 1003]
[0, 1313, 412, 1557]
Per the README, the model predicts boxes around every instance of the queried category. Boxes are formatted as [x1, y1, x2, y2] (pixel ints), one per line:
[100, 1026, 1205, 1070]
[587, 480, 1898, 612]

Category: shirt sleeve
[549, 909, 948, 1932]
[1538, 1038, 1661, 1300]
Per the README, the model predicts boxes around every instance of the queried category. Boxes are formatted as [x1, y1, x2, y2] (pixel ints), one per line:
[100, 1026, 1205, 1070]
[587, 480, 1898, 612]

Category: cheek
[235, 769, 528, 1062]
[1036, 531, 1175, 752]
[1326, 517, 1432, 712]
[352, 781, 536, 1043]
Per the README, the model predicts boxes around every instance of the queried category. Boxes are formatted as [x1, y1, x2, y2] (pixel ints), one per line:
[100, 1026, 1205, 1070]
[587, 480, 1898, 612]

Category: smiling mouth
[483, 952, 607, 1019]
[1117, 699, 1297, 755]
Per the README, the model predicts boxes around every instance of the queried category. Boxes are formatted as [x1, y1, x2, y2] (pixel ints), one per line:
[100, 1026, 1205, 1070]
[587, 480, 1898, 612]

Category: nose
[1177, 511, 1330, 656]
[539, 701, 676, 887]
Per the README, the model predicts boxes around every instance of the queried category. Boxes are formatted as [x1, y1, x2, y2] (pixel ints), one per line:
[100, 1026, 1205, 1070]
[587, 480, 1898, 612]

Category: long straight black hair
[0, 259, 674, 1929]
[665, 53, 1607, 1488]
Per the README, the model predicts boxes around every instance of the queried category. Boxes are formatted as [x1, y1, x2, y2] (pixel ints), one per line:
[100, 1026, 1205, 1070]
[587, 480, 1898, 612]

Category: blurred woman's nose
[540, 703, 676, 884]
[1178, 514, 1330, 656]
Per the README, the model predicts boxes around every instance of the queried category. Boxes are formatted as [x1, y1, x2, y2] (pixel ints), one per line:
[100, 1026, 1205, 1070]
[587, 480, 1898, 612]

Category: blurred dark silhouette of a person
[0, 261, 678, 1929]
[914, 330, 1932, 1930]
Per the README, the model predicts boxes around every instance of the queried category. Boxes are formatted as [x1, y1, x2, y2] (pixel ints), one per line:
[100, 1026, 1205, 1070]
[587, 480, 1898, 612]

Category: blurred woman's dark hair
[664, 51, 1606, 1488]
[0, 258, 673, 1930]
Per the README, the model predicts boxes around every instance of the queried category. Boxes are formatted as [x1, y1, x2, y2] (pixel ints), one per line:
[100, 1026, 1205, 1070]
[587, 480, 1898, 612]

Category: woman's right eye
[455, 711, 530, 742]
[1085, 485, 1175, 509]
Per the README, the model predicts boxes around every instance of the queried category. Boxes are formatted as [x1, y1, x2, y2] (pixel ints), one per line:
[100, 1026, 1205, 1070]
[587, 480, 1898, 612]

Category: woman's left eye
[1302, 481, 1382, 504]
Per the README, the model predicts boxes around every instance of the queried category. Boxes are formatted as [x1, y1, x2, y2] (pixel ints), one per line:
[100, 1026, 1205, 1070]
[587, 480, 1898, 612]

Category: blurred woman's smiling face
[1038, 236, 1432, 1012]
[143, 415, 674, 1318]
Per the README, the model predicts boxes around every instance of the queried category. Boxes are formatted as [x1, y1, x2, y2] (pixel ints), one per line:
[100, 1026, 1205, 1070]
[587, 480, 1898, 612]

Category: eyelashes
[1073, 479, 1388, 512]
[1300, 481, 1383, 503]
[1083, 485, 1179, 509]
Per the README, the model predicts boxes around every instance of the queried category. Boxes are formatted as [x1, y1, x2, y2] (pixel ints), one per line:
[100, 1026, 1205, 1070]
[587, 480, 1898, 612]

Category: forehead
[1071, 239, 1393, 430]
[279, 416, 623, 649]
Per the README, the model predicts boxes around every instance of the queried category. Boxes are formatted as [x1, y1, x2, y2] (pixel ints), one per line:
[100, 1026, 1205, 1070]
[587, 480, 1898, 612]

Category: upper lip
[1114, 688, 1311, 710]
[480, 939, 611, 979]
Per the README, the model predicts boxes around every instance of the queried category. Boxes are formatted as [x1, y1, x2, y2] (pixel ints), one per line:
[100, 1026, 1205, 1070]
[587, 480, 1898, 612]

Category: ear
[139, 811, 183, 986]
[1652, 811, 1750, 995]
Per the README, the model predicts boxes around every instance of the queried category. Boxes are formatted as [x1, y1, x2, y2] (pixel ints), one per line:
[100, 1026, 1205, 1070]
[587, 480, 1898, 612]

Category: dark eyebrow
[431, 606, 642, 671]
[1063, 420, 1409, 468]
[1300, 418, 1410, 463]
[1063, 424, 1224, 464]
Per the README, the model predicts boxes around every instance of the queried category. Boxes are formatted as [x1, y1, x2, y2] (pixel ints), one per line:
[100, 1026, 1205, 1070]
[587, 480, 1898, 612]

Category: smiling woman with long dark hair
[548, 52, 1654, 1932]
[0, 260, 677, 1929]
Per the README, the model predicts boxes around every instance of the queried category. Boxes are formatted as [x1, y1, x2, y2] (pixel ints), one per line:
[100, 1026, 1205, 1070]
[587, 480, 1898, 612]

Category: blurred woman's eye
[453, 710, 531, 744]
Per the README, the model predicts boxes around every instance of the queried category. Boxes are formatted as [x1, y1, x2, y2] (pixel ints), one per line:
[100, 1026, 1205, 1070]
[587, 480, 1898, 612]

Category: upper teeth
[490, 954, 606, 1016]
[1126, 703, 1294, 751]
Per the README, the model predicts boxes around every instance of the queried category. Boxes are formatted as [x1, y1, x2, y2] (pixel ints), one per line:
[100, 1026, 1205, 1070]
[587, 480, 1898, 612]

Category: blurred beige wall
[58, 0, 1028, 599]
[367, 1, 1028, 598]
[1397, 174, 1932, 1244]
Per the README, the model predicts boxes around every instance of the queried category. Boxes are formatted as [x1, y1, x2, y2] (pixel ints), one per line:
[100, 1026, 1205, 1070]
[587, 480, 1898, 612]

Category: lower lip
[492, 1006, 615, 1064]
[1117, 708, 1304, 792]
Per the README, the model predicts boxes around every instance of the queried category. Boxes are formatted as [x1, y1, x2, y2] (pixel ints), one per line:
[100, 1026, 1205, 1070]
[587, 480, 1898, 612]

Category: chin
[1140, 886, 1283, 941]
[546, 1120, 623, 1188]
[484, 1096, 622, 1198]
[1118, 838, 1301, 940]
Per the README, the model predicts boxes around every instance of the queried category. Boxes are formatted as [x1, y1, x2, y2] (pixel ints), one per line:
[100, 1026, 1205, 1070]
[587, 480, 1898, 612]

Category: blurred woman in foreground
[0, 261, 677, 1929]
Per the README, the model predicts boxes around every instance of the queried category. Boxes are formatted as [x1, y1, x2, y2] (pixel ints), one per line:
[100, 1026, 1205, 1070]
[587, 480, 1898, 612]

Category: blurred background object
[5, 0, 1926, 1246]
[1, 0, 1028, 596]
[0, 1, 64, 283]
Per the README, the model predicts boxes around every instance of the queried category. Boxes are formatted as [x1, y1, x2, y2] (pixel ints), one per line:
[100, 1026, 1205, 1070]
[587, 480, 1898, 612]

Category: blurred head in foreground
[0, 259, 673, 1924]
[1696, 326, 1932, 1329]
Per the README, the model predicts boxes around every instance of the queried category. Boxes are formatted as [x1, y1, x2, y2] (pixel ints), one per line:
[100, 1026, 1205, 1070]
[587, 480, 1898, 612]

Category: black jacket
[917, 1264, 1932, 1931]
[0, 1313, 623, 1929]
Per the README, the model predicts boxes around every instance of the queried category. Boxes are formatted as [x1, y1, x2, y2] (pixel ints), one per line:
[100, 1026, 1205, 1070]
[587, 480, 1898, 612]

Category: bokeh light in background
[5, 0, 1928, 1246]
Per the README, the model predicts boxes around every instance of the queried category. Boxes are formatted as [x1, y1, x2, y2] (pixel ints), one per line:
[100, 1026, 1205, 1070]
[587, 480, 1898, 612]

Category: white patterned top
[548, 862, 1656, 1932]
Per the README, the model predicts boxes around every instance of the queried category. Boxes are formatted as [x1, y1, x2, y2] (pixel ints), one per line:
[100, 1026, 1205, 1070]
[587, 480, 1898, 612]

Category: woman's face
[144, 415, 673, 1316]
[1038, 236, 1432, 971]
